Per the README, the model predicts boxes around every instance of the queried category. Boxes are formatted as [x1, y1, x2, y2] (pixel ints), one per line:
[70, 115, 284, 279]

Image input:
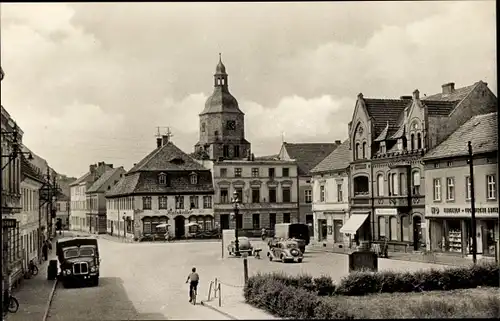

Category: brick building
[423, 112, 498, 257]
[347, 81, 497, 252]
[106, 135, 214, 240]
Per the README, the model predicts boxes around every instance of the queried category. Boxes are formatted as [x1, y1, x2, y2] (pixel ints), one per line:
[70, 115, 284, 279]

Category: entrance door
[413, 216, 422, 251]
[318, 219, 327, 241]
[306, 214, 314, 237]
[220, 214, 230, 230]
[174, 216, 185, 239]
[333, 220, 343, 243]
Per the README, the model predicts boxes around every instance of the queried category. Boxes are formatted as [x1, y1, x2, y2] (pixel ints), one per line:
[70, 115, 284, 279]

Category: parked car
[267, 239, 303, 263]
[56, 236, 100, 287]
[227, 237, 253, 256]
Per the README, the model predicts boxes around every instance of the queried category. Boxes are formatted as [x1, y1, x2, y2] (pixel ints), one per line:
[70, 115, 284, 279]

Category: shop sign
[2, 218, 17, 229]
[375, 208, 398, 215]
[429, 206, 498, 216]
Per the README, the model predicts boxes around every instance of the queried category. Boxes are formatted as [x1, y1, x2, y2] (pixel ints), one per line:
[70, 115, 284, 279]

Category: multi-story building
[86, 166, 125, 234]
[69, 162, 113, 232]
[194, 55, 251, 161]
[278, 142, 340, 226]
[347, 81, 497, 252]
[310, 140, 350, 246]
[55, 174, 77, 230]
[106, 135, 214, 240]
[213, 159, 299, 233]
[423, 112, 498, 257]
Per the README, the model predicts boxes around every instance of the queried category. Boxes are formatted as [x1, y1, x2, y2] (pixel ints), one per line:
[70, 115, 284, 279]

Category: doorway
[333, 220, 343, 243]
[306, 214, 314, 237]
[174, 216, 185, 239]
[413, 216, 422, 251]
[220, 214, 230, 230]
[318, 219, 327, 241]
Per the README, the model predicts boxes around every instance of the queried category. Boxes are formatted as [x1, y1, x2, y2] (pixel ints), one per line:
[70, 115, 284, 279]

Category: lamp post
[231, 191, 241, 257]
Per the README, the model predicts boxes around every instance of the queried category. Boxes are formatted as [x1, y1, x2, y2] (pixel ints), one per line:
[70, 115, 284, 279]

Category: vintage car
[56, 237, 100, 287]
[267, 239, 303, 263]
[227, 237, 253, 256]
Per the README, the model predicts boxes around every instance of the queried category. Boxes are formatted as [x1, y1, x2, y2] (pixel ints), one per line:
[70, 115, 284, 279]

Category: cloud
[0, 2, 496, 177]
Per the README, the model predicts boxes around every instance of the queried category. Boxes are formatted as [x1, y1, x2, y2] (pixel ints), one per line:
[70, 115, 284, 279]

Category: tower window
[221, 78, 224, 85]
[223, 145, 230, 158]
[201, 123, 206, 132]
[234, 145, 240, 158]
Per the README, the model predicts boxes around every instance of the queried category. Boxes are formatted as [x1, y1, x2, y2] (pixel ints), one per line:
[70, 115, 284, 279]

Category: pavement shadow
[49, 277, 167, 320]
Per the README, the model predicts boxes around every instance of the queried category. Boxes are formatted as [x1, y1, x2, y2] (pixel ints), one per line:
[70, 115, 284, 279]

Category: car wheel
[268, 252, 273, 261]
[297, 259, 303, 263]
[281, 255, 286, 263]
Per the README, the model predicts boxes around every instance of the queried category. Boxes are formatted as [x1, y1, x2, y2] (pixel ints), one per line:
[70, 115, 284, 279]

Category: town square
[1, 1, 498, 320]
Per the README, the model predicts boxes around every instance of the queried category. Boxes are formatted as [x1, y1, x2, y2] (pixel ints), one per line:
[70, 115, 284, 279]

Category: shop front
[426, 205, 499, 256]
[313, 211, 348, 245]
[340, 211, 370, 248]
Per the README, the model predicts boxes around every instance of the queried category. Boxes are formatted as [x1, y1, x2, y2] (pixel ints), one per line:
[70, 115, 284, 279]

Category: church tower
[195, 54, 251, 160]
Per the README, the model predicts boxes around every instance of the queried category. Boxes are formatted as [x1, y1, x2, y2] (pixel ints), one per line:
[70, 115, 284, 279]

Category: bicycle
[190, 287, 197, 305]
[24, 260, 39, 279]
[2, 290, 19, 316]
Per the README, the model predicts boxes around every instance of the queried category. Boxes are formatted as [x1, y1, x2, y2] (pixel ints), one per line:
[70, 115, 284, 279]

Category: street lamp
[231, 190, 241, 257]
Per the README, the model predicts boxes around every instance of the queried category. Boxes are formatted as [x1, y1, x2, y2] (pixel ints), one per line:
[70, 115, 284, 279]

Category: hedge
[244, 261, 498, 298]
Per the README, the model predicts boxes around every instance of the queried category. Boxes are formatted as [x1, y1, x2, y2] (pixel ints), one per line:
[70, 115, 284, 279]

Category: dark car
[56, 237, 100, 287]
[267, 239, 303, 263]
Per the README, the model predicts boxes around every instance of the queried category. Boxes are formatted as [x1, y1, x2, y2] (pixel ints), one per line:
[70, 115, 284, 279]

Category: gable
[349, 97, 371, 140]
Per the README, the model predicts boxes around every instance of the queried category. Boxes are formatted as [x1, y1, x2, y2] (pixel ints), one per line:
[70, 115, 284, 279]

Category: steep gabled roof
[87, 167, 124, 193]
[21, 155, 45, 183]
[70, 171, 91, 186]
[283, 143, 339, 175]
[423, 112, 497, 161]
[311, 140, 350, 173]
[128, 141, 206, 173]
[421, 100, 459, 117]
[363, 98, 412, 138]
[105, 173, 141, 197]
[422, 83, 477, 102]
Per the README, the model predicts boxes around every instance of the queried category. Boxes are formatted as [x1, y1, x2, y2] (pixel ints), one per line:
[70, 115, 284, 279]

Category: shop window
[377, 174, 384, 196]
[447, 220, 462, 253]
[189, 216, 198, 233]
[389, 216, 398, 241]
[446, 177, 455, 201]
[433, 179, 441, 201]
[143, 219, 151, 234]
[378, 216, 386, 239]
[401, 215, 410, 242]
[252, 214, 260, 229]
[484, 220, 496, 256]
[486, 174, 496, 200]
[197, 216, 205, 231]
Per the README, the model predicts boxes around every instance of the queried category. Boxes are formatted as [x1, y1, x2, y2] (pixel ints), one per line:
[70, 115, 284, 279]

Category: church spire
[214, 53, 228, 90]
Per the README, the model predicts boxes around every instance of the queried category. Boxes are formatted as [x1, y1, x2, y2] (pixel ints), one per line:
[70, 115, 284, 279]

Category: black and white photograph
[1, 1, 498, 320]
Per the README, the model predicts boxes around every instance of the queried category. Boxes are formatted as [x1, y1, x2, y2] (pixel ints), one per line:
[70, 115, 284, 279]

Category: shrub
[313, 275, 336, 296]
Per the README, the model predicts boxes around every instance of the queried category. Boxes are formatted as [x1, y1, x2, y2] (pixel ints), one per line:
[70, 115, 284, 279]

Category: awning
[340, 214, 369, 234]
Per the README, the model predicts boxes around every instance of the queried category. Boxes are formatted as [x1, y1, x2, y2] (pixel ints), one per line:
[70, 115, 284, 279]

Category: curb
[42, 278, 58, 321]
[200, 301, 238, 320]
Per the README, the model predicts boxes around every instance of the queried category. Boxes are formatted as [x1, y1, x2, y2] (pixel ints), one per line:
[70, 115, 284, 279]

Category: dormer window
[380, 142, 386, 154]
[158, 173, 167, 185]
[190, 172, 198, 185]
[397, 139, 403, 151]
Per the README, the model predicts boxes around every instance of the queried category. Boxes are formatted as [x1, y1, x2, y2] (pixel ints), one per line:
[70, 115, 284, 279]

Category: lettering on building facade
[429, 206, 498, 216]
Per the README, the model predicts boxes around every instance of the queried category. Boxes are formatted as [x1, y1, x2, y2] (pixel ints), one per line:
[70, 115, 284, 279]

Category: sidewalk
[201, 279, 280, 320]
[308, 244, 496, 267]
[5, 239, 58, 321]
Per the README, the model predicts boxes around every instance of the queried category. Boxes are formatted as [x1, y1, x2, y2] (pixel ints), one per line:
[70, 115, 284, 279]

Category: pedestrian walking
[42, 241, 48, 261]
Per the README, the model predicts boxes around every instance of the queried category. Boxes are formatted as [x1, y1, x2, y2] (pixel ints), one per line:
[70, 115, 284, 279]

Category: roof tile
[363, 98, 412, 137]
[311, 140, 350, 173]
[283, 143, 339, 175]
[87, 167, 124, 193]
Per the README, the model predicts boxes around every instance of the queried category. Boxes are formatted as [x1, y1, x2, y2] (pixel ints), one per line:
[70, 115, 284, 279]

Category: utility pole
[468, 141, 477, 264]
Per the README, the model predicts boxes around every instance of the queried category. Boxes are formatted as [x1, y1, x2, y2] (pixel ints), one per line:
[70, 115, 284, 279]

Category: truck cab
[56, 237, 100, 287]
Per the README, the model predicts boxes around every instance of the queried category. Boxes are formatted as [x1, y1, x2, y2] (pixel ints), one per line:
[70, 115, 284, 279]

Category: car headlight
[65, 269, 72, 275]
[90, 266, 96, 272]
[290, 249, 299, 256]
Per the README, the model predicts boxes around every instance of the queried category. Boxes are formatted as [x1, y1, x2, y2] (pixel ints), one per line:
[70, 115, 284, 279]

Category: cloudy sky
[1, 1, 496, 178]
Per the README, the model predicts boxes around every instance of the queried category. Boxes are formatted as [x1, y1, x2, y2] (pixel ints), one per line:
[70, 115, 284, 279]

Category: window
[362, 142, 367, 159]
[142, 197, 152, 210]
[159, 196, 168, 209]
[190, 174, 198, 184]
[269, 213, 276, 229]
[412, 171, 420, 195]
[433, 179, 441, 201]
[175, 196, 184, 209]
[220, 189, 229, 203]
[320, 185, 325, 202]
[282, 187, 291, 202]
[203, 196, 212, 209]
[269, 188, 277, 203]
[401, 215, 410, 241]
[487, 174, 497, 199]
[234, 145, 240, 158]
[283, 213, 291, 223]
[251, 168, 259, 177]
[220, 168, 227, 177]
[189, 196, 199, 209]
[391, 173, 398, 196]
[465, 176, 471, 200]
[235, 188, 243, 203]
[410, 134, 415, 150]
[201, 123, 206, 132]
[446, 177, 455, 201]
[268, 168, 275, 178]
[234, 168, 242, 177]
[282, 168, 289, 177]
[223, 145, 230, 158]
[390, 217, 398, 241]
[252, 214, 260, 229]
[355, 143, 360, 160]
[378, 216, 386, 239]
[380, 142, 386, 154]
[337, 184, 343, 202]
[304, 190, 312, 203]
[377, 174, 384, 196]
[252, 188, 260, 203]
[417, 133, 422, 149]
[397, 139, 403, 151]
[399, 173, 405, 195]
[143, 219, 151, 234]
[158, 173, 167, 185]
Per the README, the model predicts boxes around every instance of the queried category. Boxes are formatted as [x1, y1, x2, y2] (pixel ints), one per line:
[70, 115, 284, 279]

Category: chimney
[251, 153, 255, 161]
[161, 135, 170, 146]
[412, 89, 420, 100]
[442, 82, 455, 94]
[335, 140, 341, 145]
[400, 95, 412, 100]
[357, 93, 363, 100]
[156, 137, 162, 148]
[89, 165, 97, 173]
